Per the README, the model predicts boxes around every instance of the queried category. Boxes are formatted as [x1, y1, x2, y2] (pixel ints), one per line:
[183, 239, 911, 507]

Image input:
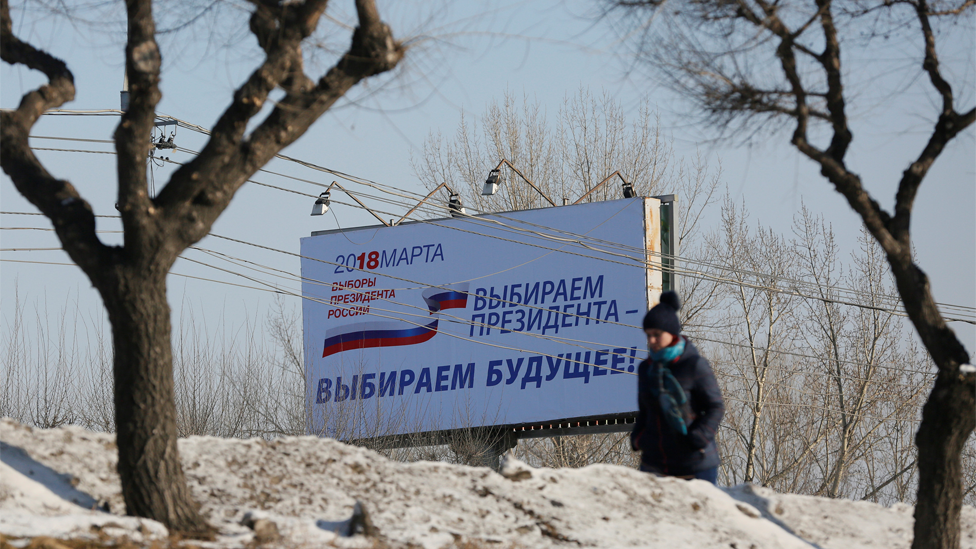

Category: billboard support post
[644, 197, 664, 307]
[652, 194, 678, 294]
[448, 428, 518, 471]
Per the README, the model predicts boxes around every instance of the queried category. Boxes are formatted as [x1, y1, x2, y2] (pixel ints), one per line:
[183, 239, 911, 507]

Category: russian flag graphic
[422, 288, 469, 313]
[322, 283, 469, 358]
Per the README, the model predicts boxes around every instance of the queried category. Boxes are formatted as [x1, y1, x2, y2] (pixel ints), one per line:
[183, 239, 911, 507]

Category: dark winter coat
[631, 337, 724, 476]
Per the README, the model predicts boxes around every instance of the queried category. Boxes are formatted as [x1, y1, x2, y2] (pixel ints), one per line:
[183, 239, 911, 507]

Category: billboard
[301, 197, 662, 439]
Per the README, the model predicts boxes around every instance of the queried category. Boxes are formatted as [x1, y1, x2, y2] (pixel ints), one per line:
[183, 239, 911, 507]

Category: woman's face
[645, 328, 675, 353]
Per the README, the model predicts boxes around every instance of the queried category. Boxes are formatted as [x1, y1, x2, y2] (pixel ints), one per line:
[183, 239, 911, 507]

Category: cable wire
[14, 139, 976, 321]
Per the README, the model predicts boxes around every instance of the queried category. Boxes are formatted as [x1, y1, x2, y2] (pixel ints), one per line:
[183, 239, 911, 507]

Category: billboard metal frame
[303, 197, 673, 461]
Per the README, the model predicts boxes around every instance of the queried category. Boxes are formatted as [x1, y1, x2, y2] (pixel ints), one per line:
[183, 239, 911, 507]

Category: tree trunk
[827, 422, 851, 498]
[99, 267, 211, 535]
[912, 367, 975, 549]
[744, 386, 763, 483]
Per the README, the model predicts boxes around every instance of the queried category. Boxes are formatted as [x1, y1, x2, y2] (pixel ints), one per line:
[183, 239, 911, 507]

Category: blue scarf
[649, 338, 688, 435]
[650, 337, 685, 364]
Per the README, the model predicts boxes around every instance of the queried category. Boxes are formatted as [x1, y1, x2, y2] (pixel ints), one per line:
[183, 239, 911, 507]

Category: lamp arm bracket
[498, 158, 556, 207]
[396, 182, 451, 226]
[573, 171, 631, 205]
[330, 181, 390, 226]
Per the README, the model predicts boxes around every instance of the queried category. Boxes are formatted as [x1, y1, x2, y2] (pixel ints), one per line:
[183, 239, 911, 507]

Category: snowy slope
[1, 418, 974, 548]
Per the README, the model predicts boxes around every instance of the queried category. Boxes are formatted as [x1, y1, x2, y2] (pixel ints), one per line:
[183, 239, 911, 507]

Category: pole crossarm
[494, 158, 556, 207]
[327, 181, 390, 226]
[573, 170, 631, 205]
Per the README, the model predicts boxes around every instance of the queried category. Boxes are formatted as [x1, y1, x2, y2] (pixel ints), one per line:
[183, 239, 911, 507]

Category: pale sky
[2, 0, 973, 356]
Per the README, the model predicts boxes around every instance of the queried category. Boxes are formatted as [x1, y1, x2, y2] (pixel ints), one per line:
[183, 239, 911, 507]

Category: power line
[119, 228, 932, 381]
[183, 245, 945, 384]
[30, 147, 117, 155]
[11, 125, 976, 325]
[3, 208, 973, 331]
[0, 258, 274, 292]
[1, 247, 64, 251]
[0, 211, 121, 219]
[14, 111, 951, 424]
[184, 246, 646, 360]
[1, 240, 941, 378]
[13, 139, 976, 320]
[155, 134, 953, 316]
[19, 114, 971, 317]
[29, 135, 114, 145]
[176, 255, 640, 376]
[6, 252, 932, 422]
[194, 233, 946, 375]
[1, 227, 123, 234]
[186, 242, 946, 377]
[1, 250, 645, 374]
[5, 250, 934, 423]
[2, 206, 966, 370]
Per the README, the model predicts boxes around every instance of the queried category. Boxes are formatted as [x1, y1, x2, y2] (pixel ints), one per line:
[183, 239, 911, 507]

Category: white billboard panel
[301, 197, 661, 439]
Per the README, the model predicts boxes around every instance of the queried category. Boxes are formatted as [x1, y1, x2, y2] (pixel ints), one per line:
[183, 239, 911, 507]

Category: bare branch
[888, 2, 976, 249]
[814, 0, 852, 162]
[927, 0, 976, 16]
[915, 0, 957, 116]
[750, 2, 901, 263]
[0, 0, 74, 124]
[157, 0, 403, 248]
[0, 0, 111, 276]
[114, 0, 163, 259]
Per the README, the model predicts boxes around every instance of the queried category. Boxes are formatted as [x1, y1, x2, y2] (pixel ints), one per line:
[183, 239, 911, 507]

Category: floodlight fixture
[622, 180, 636, 199]
[573, 170, 637, 205]
[311, 191, 331, 216]
[448, 192, 466, 217]
[397, 182, 461, 225]
[483, 159, 556, 207]
[313, 182, 390, 225]
[482, 169, 500, 196]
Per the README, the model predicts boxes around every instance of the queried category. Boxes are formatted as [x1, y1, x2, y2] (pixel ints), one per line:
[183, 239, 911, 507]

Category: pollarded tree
[602, 1, 974, 547]
[0, 0, 402, 534]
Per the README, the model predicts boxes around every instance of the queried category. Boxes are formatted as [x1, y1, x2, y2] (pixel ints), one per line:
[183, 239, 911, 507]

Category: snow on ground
[1, 418, 974, 548]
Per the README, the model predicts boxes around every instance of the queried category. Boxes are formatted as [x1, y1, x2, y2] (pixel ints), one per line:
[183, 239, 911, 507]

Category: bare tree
[411, 89, 724, 471]
[412, 87, 722, 328]
[705, 195, 804, 485]
[1, 291, 82, 429]
[603, 2, 974, 546]
[517, 433, 639, 469]
[694, 198, 938, 501]
[0, 0, 403, 533]
[412, 88, 704, 213]
[795, 212, 930, 499]
[76, 317, 116, 434]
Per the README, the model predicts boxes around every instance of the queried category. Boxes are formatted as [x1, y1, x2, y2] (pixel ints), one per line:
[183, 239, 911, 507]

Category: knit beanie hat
[642, 291, 682, 335]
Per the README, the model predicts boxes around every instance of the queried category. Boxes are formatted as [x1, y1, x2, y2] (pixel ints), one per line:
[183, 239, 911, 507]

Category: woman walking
[631, 291, 725, 484]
